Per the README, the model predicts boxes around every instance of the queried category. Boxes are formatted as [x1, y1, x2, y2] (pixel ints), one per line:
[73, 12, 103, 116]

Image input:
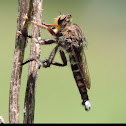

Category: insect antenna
[59, 12, 62, 15]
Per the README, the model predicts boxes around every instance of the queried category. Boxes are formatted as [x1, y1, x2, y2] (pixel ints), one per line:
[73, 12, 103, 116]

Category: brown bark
[9, 0, 33, 123]
[23, 0, 43, 124]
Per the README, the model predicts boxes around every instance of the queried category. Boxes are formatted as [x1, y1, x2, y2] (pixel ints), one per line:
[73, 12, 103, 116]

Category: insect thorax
[55, 23, 85, 52]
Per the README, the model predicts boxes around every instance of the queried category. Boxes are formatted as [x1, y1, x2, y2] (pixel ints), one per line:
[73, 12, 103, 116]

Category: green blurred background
[0, 0, 126, 123]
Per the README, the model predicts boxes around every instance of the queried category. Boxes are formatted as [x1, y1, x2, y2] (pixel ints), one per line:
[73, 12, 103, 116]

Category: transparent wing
[62, 24, 91, 89]
[71, 44, 91, 89]
[81, 48, 91, 89]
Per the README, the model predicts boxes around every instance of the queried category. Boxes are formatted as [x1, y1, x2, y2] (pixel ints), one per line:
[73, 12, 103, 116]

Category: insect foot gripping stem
[84, 100, 91, 111]
[42, 60, 51, 68]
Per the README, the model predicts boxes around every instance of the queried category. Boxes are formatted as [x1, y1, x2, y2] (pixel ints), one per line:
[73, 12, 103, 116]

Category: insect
[21, 14, 91, 111]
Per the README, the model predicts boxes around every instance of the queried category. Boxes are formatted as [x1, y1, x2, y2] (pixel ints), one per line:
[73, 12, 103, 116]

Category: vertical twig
[9, 0, 28, 123]
[23, 0, 43, 124]
[9, 0, 33, 123]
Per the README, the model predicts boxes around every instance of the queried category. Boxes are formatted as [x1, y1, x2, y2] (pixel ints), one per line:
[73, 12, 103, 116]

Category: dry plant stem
[23, 0, 43, 124]
[9, 0, 33, 123]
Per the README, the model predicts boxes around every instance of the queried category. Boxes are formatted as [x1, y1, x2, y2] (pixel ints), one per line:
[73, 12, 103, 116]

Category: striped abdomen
[68, 51, 89, 105]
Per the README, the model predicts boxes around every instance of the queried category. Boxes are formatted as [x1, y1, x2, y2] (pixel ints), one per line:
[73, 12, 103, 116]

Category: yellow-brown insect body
[52, 14, 91, 110]
[21, 14, 91, 111]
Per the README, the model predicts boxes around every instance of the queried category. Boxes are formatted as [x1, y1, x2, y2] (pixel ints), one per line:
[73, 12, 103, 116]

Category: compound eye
[58, 18, 62, 25]
[58, 17, 66, 25]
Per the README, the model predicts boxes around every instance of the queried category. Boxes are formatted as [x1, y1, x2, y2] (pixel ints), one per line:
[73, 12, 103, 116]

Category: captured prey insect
[22, 14, 91, 111]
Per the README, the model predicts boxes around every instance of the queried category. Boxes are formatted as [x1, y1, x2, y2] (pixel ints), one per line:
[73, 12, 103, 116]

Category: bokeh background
[0, 0, 126, 123]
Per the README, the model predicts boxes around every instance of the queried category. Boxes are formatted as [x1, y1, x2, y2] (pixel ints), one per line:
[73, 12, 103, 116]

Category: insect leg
[20, 39, 56, 67]
[17, 31, 56, 45]
[42, 45, 59, 68]
[21, 58, 35, 66]
[32, 38, 56, 45]
[51, 50, 67, 67]
[21, 57, 43, 69]
[17, 31, 32, 38]
[31, 21, 56, 36]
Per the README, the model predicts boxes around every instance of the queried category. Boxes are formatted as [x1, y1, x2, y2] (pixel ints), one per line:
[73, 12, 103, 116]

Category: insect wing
[71, 44, 91, 89]
[81, 49, 91, 89]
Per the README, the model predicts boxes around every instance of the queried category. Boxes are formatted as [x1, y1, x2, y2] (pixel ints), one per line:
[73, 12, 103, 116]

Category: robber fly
[21, 14, 91, 111]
